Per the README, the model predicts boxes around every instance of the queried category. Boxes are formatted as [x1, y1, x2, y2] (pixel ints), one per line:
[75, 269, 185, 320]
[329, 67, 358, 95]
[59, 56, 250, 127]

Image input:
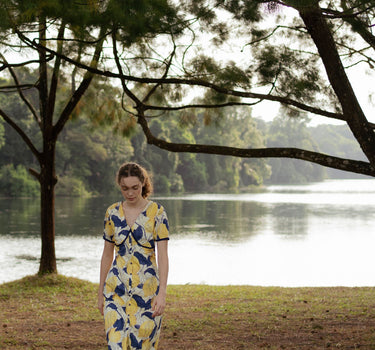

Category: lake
[1, 178, 375, 287]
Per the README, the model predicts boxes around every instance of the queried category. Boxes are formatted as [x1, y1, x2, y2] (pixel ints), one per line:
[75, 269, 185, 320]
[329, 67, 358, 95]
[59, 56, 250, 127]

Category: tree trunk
[38, 139, 58, 275]
[298, 3, 375, 166]
[36, 15, 57, 275]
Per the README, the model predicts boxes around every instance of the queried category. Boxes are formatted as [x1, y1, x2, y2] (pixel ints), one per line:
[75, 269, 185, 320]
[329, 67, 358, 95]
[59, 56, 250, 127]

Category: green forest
[0, 72, 368, 198]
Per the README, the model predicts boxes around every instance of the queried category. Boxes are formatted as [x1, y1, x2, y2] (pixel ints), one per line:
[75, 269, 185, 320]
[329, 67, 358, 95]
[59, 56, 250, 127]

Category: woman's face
[119, 176, 144, 204]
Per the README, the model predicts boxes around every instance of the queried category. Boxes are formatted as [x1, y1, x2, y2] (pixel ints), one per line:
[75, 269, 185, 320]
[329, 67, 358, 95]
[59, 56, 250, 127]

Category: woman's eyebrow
[121, 185, 139, 189]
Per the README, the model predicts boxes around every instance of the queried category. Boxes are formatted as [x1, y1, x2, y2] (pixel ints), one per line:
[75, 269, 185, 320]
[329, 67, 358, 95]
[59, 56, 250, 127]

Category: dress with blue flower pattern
[102, 200, 169, 350]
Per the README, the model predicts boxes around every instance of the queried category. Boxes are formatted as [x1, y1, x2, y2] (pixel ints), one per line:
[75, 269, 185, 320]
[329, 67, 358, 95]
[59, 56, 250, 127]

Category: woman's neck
[124, 198, 148, 209]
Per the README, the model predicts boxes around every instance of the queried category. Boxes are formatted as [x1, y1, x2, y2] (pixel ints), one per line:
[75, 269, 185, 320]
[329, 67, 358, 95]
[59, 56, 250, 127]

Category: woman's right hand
[98, 294, 104, 316]
[98, 241, 114, 317]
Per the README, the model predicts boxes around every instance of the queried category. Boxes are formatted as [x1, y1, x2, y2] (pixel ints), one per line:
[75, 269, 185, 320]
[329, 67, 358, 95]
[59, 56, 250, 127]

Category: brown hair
[116, 162, 153, 198]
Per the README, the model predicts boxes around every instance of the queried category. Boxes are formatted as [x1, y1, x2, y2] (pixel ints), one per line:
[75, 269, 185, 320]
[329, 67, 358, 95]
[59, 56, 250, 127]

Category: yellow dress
[102, 201, 169, 350]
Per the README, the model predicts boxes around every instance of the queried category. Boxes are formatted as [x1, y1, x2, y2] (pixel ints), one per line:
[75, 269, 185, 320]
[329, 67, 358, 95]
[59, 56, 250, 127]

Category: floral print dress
[102, 200, 169, 350]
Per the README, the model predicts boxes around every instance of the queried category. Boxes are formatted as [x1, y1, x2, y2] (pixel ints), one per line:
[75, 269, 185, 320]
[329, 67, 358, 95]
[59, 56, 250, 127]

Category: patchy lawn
[0, 275, 374, 349]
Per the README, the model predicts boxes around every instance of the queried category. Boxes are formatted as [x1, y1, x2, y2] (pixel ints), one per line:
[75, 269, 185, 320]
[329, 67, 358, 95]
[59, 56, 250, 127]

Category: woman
[98, 162, 169, 350]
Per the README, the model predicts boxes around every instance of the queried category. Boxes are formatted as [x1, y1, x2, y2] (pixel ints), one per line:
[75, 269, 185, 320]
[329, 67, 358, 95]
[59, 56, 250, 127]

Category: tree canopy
[3, 0, 375, 175]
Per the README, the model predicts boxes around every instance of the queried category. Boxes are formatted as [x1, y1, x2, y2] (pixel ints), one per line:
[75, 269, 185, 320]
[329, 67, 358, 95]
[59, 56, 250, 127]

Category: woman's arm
[97, 240, 114, 315]
[152, 240, 169, 317]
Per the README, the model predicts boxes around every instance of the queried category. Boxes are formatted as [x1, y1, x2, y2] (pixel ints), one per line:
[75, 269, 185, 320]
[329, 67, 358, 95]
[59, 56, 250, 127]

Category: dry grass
[1, 275, 375, 349]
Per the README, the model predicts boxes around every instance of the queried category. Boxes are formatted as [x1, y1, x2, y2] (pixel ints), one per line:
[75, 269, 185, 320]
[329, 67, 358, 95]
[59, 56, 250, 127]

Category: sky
[251, 64, 375, 127]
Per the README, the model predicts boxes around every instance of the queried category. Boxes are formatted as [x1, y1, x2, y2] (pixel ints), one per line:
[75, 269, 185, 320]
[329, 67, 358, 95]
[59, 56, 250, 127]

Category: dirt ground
[1, 307, 375, 350]
[2, 299, 375, 350]
[1, 277, 375, 349]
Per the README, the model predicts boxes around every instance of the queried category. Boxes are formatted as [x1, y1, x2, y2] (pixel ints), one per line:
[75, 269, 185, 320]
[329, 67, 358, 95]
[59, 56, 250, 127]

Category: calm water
[1, 179, 375, 287]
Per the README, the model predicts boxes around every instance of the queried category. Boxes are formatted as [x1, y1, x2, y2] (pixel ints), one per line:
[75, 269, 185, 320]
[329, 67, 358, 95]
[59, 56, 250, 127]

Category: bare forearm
[158, 259, 169, 294]
[157, 241, 169, 295]
[98, 249, 114, 295]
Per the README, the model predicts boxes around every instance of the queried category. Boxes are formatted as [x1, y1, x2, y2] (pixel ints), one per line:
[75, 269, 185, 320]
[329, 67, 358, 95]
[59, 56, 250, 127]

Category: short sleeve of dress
[154, 205, 169, 242]
[103, 206, 115, 243]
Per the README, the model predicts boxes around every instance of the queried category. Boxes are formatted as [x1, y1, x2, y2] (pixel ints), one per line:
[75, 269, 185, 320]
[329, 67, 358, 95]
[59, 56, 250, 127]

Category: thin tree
[0, 0, 181, 274]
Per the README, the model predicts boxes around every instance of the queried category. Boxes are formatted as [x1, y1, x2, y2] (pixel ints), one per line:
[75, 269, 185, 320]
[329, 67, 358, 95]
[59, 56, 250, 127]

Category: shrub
[153, 174, 170, 194]
[55, 176, 92, 197]
[0, 164, 39, 197]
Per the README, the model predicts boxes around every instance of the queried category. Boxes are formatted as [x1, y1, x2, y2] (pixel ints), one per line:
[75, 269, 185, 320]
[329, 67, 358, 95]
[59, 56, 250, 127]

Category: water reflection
[162, 199, 268, 241]
[0, 198, 40, 237]
[270, 203, 309, 237]
[1, 179, 375, 286]
[55, 196, 105, 238]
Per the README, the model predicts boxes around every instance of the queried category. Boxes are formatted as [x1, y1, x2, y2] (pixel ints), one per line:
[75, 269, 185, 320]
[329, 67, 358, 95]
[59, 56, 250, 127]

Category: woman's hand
[152, 292, 166, 317]
[153, 240, 168, 317]
[98, 293, 104, 316]
[98, 241, 114, 317]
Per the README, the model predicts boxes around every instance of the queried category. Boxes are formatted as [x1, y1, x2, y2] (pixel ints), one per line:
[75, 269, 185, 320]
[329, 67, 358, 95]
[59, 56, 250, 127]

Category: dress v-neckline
[120, 200, 151, 229]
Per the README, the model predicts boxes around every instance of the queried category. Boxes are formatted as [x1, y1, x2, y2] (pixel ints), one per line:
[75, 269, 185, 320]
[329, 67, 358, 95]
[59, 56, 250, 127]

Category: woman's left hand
[152, 293, 166, 317]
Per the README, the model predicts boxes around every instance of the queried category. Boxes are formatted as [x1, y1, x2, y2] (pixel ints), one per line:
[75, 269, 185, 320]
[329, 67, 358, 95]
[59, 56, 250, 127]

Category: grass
[0, 275, 375, 349]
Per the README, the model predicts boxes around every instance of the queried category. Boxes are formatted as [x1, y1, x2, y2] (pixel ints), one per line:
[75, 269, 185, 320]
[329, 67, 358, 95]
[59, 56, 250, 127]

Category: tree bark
[35, 17, 58, 275]
[297, 3, 375, 166]
[38, 139, 58, 275]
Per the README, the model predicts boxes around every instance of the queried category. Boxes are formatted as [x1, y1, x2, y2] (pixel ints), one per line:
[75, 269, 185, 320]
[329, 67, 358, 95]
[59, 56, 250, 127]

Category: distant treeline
[0, 112, 367, 197]
[0, 76, 367, 197]
[256, 116, 368, 184]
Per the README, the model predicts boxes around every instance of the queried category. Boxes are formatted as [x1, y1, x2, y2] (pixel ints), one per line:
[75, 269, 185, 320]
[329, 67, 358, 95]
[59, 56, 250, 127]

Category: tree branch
[15, 30, 349, 126]
[137, 112, 375, 177]
[143, 100, 262, 112]
[0, 109, 41, 160]
[321, 3, 375, 19]
[337, 43, 375, 68]
[38, 16, 49, 126]
[112, 28, 142, 106]
[0, 53, 41, 126]
[142, 42, 177, 104]
[47, 20, 66, 120]
[321, 2, 375, 50]
[53, 25, 107, 137]
[0, 55, 54, 72]
[0, 84, 36, 91]
[29, 167, 41, 181]
[343, 16, 375, 51]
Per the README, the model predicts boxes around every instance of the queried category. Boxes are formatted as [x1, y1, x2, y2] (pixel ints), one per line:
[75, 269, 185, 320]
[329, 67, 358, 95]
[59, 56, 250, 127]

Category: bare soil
[1, 275, 375, 349]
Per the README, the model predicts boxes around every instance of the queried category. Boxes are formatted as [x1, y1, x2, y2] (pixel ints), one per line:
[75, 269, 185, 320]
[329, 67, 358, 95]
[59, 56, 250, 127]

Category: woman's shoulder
[146, 200, 167, 216]
[105, 201, 122, 213]
[149, 200, 166, 209]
